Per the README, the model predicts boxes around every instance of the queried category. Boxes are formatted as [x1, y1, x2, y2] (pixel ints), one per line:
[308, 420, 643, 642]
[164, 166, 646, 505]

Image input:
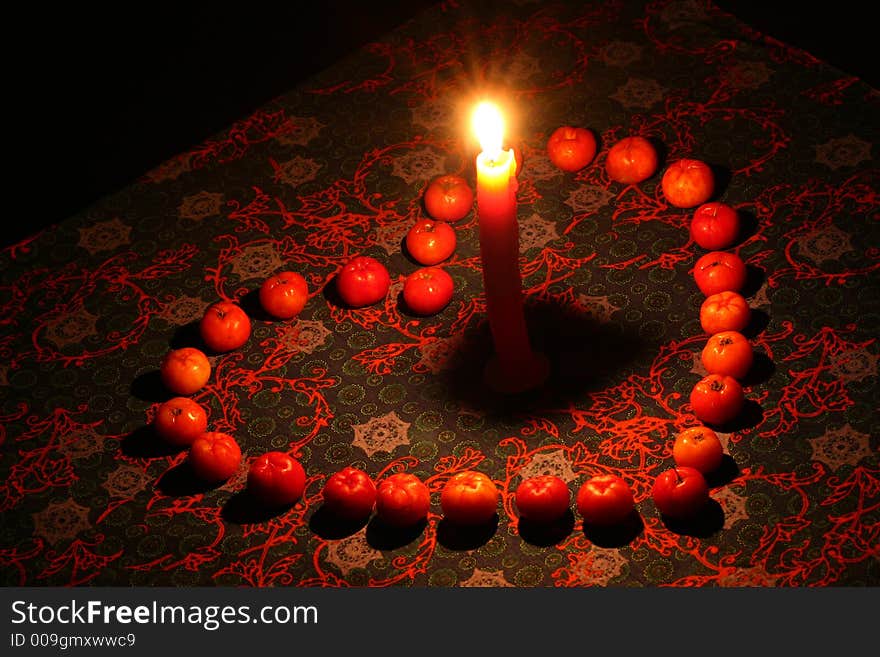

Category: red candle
[473, 102, 548, 393]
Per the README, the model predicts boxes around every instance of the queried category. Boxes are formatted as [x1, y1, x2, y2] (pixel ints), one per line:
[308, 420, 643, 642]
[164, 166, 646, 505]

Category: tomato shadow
[168, 320, 206, 351]
[582, 509, 644, 548]
[742, 308, 771, 340]
[130, 370, 171, 403]
[517, 510, 575, 547]
[741, 264, 766, 299]
[737, 210, 760, 244]
[222, 490, 292, 525]
[365, 516, 428, 550]
[156, 461, 219, 497]
[741, 352, 776, 387]
[120, 424, 185, 459]
[708, 163, 732, 201]
[649, 137, 669, 174]
[238, 287, 274, 323]
[320, 273, 349, 310]
[436, 514, 499, 551]
[708, 398, 764, 433]
[309, 505, 372, 540]
[705, 454, 741, 489]
[657, 499, 725, 538]
[437, 298, 650, 417]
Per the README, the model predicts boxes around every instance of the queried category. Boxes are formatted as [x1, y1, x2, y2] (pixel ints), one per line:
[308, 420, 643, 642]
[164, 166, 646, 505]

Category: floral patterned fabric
[1, 0, 878, 587]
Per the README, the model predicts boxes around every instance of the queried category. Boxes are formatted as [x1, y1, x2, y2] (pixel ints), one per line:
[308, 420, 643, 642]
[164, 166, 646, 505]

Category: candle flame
[472, 102, 504, 160]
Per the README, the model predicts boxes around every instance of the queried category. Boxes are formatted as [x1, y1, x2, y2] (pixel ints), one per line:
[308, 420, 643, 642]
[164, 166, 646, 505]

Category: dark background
[13, 2, 876, 249]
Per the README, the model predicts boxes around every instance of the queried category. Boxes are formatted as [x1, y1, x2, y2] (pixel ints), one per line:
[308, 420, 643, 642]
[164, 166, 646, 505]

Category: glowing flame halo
[472, 101, 505, 161]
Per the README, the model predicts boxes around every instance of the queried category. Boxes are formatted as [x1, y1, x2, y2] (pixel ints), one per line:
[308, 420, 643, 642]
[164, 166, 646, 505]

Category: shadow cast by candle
[437, 298, 651, 416]
[156, 461, 221, 497]
[129, 370, 172, 403]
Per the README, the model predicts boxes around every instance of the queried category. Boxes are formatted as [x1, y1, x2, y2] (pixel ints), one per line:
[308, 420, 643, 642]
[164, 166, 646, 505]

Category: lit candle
[473, 102, 549, 394]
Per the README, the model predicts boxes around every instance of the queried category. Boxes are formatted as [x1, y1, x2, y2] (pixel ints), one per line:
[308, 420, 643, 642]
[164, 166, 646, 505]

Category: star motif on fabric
[564, 185, 614, 215]
[600, 41, 643, 67]
[659, 0, 709, 29]
[77, 217, 132, 255]
[576, 294, 621, 323]
[610, 78, 666, 110]
[752, 281, 772, 309]
[410, 99, 455, 133]
[59, 428, 106, 460]
[157, 294, 210, 327]
[519, 152, 563, 182]
[689, 351, 709, 377]
[460, 568, 514, 587]
[32, 499, 92, 545]
[796, 224, 854, 265]
[323, 528, 383, 576]
[417, 335, 465, 374]
[102, 465, 151, 499]
[808, 424, 872, 472]
[723, 61, 773, 89]
[518, 449, 578, 483]
[229, 243, 285, 281]
[280, 320, 332, 355]
[273, 156, 322, 187]
[390, 147, 446, 185]
[519, 213, 560, 252]
[219, 461, 250, 493]
[718, 565, 779, 587]
[712, 486, 749, 530]
[275, 116, 324, 147]
[830, 347, 879, 383]
[44, 306, 99, 349]
[177, 190, 225, 221]
[351, 411, 411, 457]
[374, 221, 410, 255]
[815, 134, 871, 170]
[565, 548, 628, 586]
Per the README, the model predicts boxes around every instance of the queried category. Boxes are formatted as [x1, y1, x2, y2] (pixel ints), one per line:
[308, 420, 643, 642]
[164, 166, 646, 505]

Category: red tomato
[576, 474, 635, 526]
[336, 256, 391, 308]
[701, 330, 754, 380]
[259, 271, 309, 320]
[405, 219, 457, 266]
[690, 374, 744, 426]
[440, 470, 499, 525]
[605, 136, 659, 184]
[700, 290, 751, 335]
[546, 126, 597, 172]
[159, 347, 211, 395]
[690, 202, 740, 250]
[199, 301, 251, 353]
[188, 431, 242, 482]
[693, 251, 747, 296]
[423, 174, 474, 222]
[247, 451, 306, 507]
[652, 466, 710, 518]
[514, 475, 570, 523]
[375, 473, 430, 527]
[672, 426, 724, 474]
[321, 466, 377, 521]
[153, 396, 208, 447]
[661, 158, 715, 208]
[402, 266, 454, 316]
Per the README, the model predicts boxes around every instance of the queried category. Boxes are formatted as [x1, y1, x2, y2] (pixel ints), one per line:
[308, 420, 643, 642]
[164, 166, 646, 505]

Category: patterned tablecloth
[2, 0, 877, 587]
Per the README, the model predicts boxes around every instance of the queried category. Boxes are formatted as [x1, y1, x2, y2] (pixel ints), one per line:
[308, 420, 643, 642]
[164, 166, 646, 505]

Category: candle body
[476, 149, 546, 389]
